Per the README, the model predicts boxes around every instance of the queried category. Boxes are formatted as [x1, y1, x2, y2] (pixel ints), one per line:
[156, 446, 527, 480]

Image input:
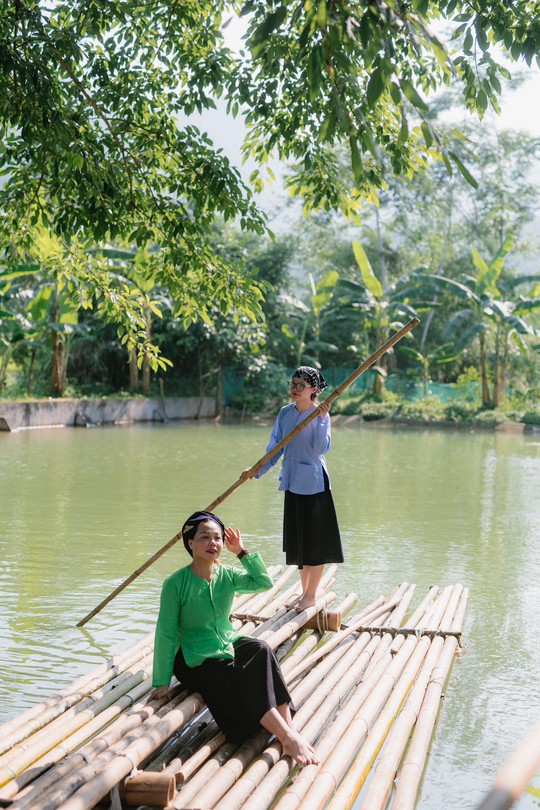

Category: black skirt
[173, 636, 293, 744]
[283, 471, 343, 569]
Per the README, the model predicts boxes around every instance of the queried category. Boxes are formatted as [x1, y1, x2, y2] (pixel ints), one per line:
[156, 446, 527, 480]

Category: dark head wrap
[292, 366, 328, 392]
[181, 510, 225, 557]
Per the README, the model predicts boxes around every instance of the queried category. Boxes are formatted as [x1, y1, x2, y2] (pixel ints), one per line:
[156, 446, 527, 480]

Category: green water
[1, 421, 539, 808]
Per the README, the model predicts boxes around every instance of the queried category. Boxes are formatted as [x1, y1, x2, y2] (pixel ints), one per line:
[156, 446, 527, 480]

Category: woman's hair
[181, 510, 225, 557]
[292, 366, 328, 399]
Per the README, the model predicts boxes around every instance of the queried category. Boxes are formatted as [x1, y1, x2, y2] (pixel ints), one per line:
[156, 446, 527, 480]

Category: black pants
[173, 636, 293, 743]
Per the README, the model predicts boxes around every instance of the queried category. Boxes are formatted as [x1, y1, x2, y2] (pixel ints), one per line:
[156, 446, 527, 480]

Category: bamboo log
[392, 587, 469, 810]
[162, 732, 226, 783]
[122, 772, 176, 807]
[0, 679, 153, 802]
[292, 587, 455, 810]
[76, 319, 419, 628]
[359, 589, 465, 810]
[11, 691, 183, 809]
[234, 595, 419, 810]
[0, 634, 154, 755]
[301, 609, 342, 632]
[0, 657, 154, 787]
[35, 693, 205, 810]
[326, 588, 464, 810]
[172, 734, 266, 808]
[144, 712, 215, 773]
[13, 690, 192, 810]
[188, 631, 372, 810]
[475, 716, 540, 810]
[231, 629, 389, 810]
[282, 593, 405, 684]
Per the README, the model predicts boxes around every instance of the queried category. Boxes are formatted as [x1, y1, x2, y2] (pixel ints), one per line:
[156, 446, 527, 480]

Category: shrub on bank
[332, 391, 540, 426]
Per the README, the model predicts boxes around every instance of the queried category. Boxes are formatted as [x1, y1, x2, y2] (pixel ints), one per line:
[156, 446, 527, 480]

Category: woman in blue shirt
[249, 367, 343, 612]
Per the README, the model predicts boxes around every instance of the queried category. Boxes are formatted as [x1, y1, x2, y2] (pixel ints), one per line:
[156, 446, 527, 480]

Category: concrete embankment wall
[0, 397, 216, 431]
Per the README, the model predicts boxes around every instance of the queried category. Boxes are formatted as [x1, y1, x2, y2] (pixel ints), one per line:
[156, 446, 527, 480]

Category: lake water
[1, 420, 539, 808]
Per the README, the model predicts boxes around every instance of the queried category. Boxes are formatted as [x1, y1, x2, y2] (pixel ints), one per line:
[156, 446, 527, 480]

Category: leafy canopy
[1, 0, 538, 349]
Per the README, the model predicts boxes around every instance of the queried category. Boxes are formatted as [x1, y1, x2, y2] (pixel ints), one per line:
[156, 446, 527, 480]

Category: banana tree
[280, 271, 340, 367]
[408, 237, 540, 406]
[398, 343, 458, 397]
[348, 241, 420, 393]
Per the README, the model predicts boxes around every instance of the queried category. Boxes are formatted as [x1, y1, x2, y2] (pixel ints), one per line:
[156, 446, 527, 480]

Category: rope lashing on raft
[341, 624, 462, 643]
[109, 751, 141, 810]
[230, 607, 334, 632]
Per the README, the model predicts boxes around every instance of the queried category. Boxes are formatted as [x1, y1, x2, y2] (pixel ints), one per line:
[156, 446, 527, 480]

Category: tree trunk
[50, 329, 66, 397]
[492, 326, 501, 408]
[141, 313, 152, 395]
[0, 345, 12, 394]
[27, 347, 36, 395]
[374, 206, 388, 292]
[497, 330, 510, 406]
[129, 347, 139, 390]
[479, 331, 491, 406]
[215, 366, 223, 419]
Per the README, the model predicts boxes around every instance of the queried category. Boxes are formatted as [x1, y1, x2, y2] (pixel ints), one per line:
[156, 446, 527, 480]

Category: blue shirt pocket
[290, 460, 324, 495]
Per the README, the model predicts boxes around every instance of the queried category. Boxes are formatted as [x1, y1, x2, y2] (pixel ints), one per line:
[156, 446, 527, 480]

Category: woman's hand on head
[224, 526, 244, 556]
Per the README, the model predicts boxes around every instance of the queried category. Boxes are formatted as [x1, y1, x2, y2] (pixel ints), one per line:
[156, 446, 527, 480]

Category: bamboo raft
[0, 567, 468, 810]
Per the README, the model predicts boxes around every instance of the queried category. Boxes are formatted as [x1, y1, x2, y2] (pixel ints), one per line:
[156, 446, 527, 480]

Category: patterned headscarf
[181, 510, 225, 556]
[292, 366, 328, 392]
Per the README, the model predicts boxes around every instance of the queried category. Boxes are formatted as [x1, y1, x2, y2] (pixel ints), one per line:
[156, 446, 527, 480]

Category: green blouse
[152, 553, 273, 687]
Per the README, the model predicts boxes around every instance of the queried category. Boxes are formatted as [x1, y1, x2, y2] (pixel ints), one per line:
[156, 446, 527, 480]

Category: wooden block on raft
[301, 609, 342, 632]
[121, 771, 177, 807]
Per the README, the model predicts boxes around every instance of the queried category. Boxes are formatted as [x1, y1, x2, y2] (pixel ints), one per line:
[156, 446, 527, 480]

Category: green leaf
[352, 242, 383, 298]
[367, 67, 386, 106]
[448, 151, 478, 188]
[400, 78, 429, 112]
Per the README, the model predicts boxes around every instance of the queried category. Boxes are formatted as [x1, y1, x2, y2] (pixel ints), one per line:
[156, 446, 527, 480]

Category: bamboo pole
[232, 592, 420, 810]
[214, 633, 374, 810]
[328, 585, 465, 810]
[10, 689, 187, 810]
[475, 716, 540, 810]
[359, 589, 465, 810]
[29, 693, 205, 810]
[289, 587, 453, 810]
[392, 587, 469, 810]
[76, 318, 420, 627]
[0, 679, 153, 802]
[122, 771, 176, 807]
[0, 634, 154, 755]
[187, 630, 373, 810]
[0, 656, 154, 787]
[237, 613, 411, 810]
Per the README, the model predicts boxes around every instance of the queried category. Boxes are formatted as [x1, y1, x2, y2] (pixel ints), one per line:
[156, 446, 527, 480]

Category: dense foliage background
[1, 1, 539, 419]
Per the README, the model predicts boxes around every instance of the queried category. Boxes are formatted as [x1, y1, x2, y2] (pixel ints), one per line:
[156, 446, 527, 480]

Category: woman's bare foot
[284, 594, 301, 609]
[294, 594, 319, 612]
[282, 731, 319, 767]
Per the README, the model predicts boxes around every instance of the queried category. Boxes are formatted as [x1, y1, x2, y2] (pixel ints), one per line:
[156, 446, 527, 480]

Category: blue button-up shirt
[255, 403, 331, 495]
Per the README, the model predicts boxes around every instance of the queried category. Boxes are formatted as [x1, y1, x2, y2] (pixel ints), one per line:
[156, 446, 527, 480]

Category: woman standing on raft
[149, 510, 318, 767]
[244, 367, 343, 612]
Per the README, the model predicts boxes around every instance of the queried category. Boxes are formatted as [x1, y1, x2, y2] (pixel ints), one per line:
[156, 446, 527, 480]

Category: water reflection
[1, 422, 539, 808]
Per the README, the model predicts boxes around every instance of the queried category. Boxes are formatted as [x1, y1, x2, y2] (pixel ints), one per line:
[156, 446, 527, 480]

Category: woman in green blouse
[149, 510, 318, 767]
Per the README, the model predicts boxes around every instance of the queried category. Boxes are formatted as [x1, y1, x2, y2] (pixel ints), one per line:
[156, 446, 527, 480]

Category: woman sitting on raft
[148, 510, 318, 767]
